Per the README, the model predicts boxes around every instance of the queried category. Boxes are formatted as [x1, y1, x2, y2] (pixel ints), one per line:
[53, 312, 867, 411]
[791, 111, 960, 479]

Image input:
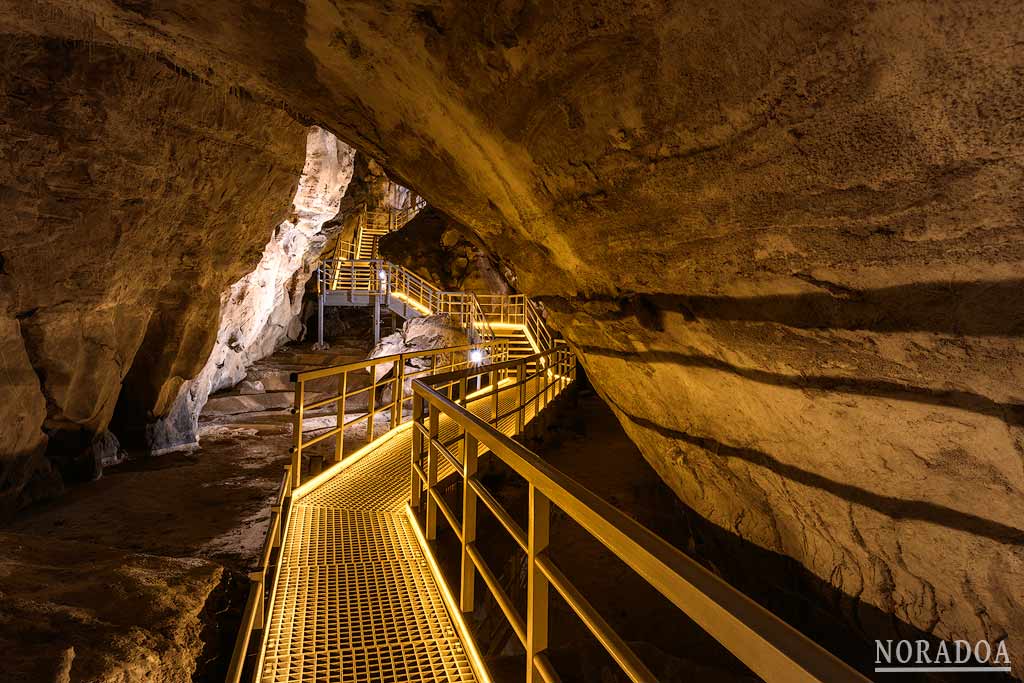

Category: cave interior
[0, 2, 1022, 683]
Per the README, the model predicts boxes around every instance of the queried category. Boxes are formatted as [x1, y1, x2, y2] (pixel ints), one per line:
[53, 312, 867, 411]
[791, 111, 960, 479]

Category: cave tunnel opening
[1, 3, 1022, 683]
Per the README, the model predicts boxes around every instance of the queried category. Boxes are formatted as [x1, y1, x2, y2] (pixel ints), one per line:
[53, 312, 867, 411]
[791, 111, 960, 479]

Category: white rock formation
[148, 127, 355, 452]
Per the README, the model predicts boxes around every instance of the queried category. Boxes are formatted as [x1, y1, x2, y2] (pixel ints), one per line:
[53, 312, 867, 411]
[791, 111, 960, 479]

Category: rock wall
[2, 0, 1023, 672]
[380, 207, 513, 293]
[320, 152, 398, 256]
[0, 34, 307, 503]
[147, 127, 355, 452]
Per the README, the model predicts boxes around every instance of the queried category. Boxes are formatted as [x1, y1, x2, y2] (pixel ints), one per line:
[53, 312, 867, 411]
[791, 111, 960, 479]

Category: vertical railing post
[458, 375, 469, 461]
[250, 572, 265, 628]
[461, 432, 478, 613]
[317, 269, 325, 349]
[491, 368, 500, 426]
[526, 485, 550, 683]
[517, 360, 527, 434]
[335, 372, 347, 463]
[292, 380, 304, 491]
[411, 393, 424, 512]
[367, 368, 377, 444]
[392, 354, 405, 429]
[426, 405, 439, 540]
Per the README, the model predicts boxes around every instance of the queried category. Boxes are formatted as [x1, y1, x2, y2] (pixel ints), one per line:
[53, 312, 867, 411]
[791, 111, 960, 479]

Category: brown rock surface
[380, 206, 513, 293]
[0, 532, 222, 683]
[0, 35, 306, 490]
[0, 315, 61, 516]
[1, 0, 1023, 672]
[145, 127, 354, 452]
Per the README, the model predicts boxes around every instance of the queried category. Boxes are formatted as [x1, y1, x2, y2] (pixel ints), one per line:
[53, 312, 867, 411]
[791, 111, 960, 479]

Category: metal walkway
[227, 198, 869, 682]
[257, 377, 545, 682]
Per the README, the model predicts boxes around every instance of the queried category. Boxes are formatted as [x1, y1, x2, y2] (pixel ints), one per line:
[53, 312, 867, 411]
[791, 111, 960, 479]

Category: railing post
[292, 380, 304, 491]
[367, 369, 377, 443]
[457, 375, 469, 462]
[461, 432, 478, 613]
[491, 368, 500, 426]
[426, 405, 439, 540]
[517, 360, 527, 434]
[317, 288, 325, 348]
[335, 372, 347, 463]
[392, 355, 405, 429]
[526, 485, 550, 683]
[411, 393, 424, 512]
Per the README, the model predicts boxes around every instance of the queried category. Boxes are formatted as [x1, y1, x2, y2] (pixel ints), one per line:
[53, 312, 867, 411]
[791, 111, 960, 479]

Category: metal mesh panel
[260, 373, 559, 682]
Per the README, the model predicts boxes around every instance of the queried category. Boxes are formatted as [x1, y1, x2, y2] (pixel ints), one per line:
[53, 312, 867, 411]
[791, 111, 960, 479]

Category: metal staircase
[315, 201, 544, 353]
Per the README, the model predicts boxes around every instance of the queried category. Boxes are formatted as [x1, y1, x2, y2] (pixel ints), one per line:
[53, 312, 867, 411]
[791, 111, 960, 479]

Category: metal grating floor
[259, 377, 551, 682]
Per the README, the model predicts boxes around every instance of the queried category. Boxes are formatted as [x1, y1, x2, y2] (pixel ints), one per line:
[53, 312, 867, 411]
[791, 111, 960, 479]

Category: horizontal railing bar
[468, 476, 527, 551]
[422, 353, 556, 388]
[534, 652, 562, 683]
[412, 365, 868, 683]
[277, 467, 291, 506]
[433, 437, 463, 472]
[295, 424, 342, 450]
[259, 512, 281, 569]
[536, 553, 655, 683]
[292, 340, 501, 383]
[466, 543, 527, 645]
[428, 487, 463, 541]
[302, 393, 342, 411]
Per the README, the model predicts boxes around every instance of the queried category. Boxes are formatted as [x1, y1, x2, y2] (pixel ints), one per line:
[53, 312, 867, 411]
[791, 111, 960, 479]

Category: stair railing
[323, 252, 552, 354]
[468, 292, 496, 343]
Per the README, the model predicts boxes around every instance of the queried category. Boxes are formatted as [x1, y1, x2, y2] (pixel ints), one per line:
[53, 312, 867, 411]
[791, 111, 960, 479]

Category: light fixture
[378, 269, 387, 280]
[469, 349, 483, 365]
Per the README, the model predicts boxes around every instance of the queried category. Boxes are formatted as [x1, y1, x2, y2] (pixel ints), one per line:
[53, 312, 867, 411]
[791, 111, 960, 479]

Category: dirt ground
[7, 339, 371, 573]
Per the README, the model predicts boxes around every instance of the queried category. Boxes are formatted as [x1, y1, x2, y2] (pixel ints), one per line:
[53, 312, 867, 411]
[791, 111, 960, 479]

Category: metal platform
[257, 378, 546, 683]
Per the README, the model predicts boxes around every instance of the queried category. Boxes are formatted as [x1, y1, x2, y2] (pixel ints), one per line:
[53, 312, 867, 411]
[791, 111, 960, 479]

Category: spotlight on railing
[378, 269, 388, 280]
[469, 349, 484, 365]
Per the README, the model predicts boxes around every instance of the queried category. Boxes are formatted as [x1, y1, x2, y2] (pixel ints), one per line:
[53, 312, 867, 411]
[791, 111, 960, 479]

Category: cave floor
[6, 336, 372, 573]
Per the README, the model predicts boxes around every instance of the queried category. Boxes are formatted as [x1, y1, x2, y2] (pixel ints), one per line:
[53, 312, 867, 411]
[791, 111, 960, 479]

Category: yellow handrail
[226, 339, 507, 683]
[289, 338, 509, 489]
[225, 465, 292, 683]
[410, 348, 869, 683]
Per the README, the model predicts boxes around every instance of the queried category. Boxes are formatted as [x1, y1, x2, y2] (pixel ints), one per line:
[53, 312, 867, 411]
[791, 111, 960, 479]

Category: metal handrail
[226, 339, 508, 683]
[225, 465, 292, 683]
[468, 292, 496, 342]
[322, 258, 550, 350]
[410, 348, 869, 683]
[289, 338, 510, 490]
[321, 257, 507, 348]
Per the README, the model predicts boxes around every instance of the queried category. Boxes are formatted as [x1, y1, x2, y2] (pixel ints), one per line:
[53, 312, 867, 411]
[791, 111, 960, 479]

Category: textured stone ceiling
[1, 0, 1022, 674]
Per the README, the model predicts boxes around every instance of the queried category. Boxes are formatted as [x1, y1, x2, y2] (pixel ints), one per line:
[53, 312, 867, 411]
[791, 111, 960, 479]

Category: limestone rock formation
[147, 127, 355, 452]
[380, 206, 512, 293]
[1, 1, 1023, 673]
[0, 532, 222, 683]
[320, 152, 400, 257]
[0, 316, 61, 516]
[367, 314, 470, 388]
[0, 34, 307, 500]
